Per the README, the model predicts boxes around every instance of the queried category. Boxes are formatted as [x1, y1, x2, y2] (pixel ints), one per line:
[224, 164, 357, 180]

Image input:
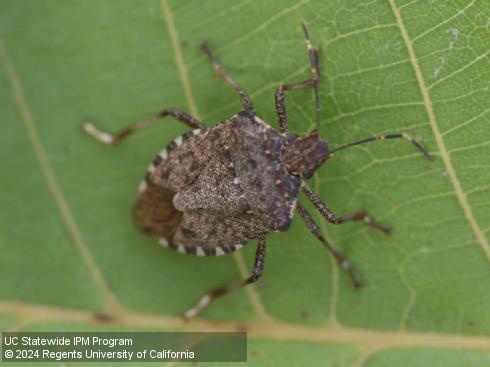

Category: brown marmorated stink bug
[83, 22, 432, 319]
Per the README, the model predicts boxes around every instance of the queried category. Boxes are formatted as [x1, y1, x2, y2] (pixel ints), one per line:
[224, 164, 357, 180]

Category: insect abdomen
[133, 180, 182, 239]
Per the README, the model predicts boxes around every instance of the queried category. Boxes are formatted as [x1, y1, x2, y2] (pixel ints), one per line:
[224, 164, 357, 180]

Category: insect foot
[83, 21, 431, 319]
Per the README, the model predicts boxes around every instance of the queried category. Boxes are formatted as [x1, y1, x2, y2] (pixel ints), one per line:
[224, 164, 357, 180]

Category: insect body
[135, 112, 304, 254]
[84, 22, 431, 319]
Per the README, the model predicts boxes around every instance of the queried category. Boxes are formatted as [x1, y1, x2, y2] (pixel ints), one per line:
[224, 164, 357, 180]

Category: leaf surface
[1, 0, 489, 365]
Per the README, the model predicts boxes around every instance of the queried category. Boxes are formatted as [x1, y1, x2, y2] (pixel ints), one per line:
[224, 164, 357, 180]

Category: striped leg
[275, 79, 315, 134]
[302, 183, 391, 233]
[275, 22, 321, 134]
[83, 109, 205, 145]
[184, 236, 267, 319]
[201, 43, 255, 115]
[296, 202, 361, 288]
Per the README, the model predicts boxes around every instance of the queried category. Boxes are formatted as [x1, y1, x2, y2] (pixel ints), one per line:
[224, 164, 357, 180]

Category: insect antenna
[301, 21, 321, 135]
[330, 133, 433, 160]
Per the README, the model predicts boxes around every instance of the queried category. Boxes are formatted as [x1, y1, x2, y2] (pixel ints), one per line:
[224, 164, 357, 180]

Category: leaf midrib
[1, 301, 489, 351]
[389, 0, 490, 262]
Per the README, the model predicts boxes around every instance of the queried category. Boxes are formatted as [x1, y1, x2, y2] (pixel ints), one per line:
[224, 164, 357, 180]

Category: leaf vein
[429, 48, 490, 90]
[160, 0, 199, 116]
[186, 0, 310, 69]
[1, 301, 489, 350]
[442, 107, 490, 137]
[449, 139, 490, 154]
[0, 38, 120, 311]
[159, 0, 270, 320]
[389, 0, 490, 261]
[411, 0, 476, 43]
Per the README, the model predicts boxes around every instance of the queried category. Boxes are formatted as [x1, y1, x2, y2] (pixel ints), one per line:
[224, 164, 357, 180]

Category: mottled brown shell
[133, 111, 302, 256]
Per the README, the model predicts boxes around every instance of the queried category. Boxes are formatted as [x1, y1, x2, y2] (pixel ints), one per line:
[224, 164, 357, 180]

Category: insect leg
[184, 236, 266, 319]
[296, 202, 361, 288]
[275, 22, 320, 134]
[201, 43, 255, 115]
[330, 133, 433, 161]
[83, 109, 205, 145]
[275, 80, 314, 134]
[302, 183, 391, 233]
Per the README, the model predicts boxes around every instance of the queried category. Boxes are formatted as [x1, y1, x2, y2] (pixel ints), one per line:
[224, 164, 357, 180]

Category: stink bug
[84, 22, 432, 319]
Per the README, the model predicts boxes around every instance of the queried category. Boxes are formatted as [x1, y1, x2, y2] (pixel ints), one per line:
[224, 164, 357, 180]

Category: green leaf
[1, 0, 489, 365]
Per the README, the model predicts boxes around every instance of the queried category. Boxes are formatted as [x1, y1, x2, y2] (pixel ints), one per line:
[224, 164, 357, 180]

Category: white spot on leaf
[433, 56, 445, 79]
